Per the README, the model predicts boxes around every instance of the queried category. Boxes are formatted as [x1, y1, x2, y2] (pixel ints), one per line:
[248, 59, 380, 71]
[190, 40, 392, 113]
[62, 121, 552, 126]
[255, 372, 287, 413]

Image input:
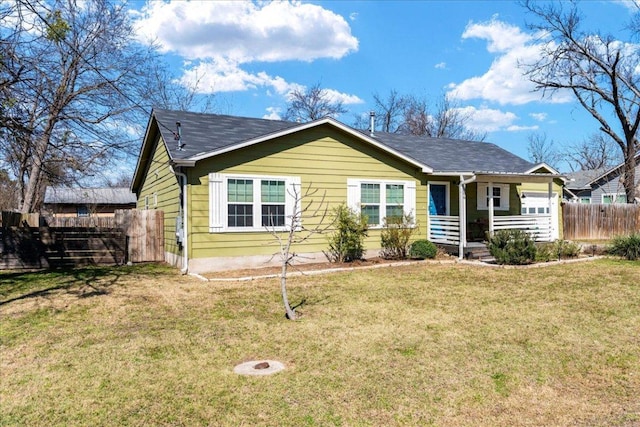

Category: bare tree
[401, 94, 486, 141]
[523, 0, 640, 202]
[143, 64, 219, 114]
[283, 82, 347, 122]
[372, 90, 408, 133]
[564, 133, 622, 171]
[355, 90, 486, 141]
[1, 0, 159, 213]
[527, 132, 561, 169]
[266, 184, 331, 320]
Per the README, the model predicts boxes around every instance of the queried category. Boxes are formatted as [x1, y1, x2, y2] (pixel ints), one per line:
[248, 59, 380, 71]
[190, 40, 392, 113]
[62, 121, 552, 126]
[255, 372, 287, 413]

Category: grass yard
[1, 260, 639, 426]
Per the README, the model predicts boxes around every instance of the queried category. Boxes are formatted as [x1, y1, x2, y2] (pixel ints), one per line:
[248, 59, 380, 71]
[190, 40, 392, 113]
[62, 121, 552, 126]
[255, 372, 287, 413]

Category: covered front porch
[426, 172, 561, 259]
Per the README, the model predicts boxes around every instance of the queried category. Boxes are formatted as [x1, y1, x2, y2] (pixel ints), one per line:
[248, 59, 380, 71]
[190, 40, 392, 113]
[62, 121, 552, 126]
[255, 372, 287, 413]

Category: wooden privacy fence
[562, 203, 640, 240]
[0, 209, 164, 269]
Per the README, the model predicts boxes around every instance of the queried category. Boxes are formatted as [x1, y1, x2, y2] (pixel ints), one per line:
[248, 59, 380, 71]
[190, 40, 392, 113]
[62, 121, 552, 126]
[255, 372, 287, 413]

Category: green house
[131, 109, 565, 273]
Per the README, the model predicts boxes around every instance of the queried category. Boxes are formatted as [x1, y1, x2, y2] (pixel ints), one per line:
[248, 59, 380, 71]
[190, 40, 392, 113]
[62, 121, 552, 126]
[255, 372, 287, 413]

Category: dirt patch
[202, 254, 454, 280]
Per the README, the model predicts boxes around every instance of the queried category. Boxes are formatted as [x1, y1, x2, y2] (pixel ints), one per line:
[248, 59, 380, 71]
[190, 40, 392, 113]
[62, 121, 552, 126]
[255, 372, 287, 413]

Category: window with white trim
[602, 193, 626, 204]
[209, 173, 300, 232]
[347, 179, 416, 227]
[77, 205, 89, 217]
[579, 197, 591, 204]
[477, 183, 510, 211]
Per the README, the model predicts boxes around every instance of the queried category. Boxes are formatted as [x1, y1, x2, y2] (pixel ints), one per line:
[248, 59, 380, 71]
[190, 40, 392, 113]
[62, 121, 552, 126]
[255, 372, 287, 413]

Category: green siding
[187, 126, 427, 259]
[136, 135, 182, 256]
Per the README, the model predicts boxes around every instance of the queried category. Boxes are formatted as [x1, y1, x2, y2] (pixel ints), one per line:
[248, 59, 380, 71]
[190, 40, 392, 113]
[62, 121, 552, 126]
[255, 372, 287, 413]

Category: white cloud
[462, 18, 533, 53]
[454, 106, 519, 132]
[447, 19, 572, 105]
[134, 1, 358, 62]
[529, 112, 548, 122]
[322, 88, 364, 105]
[133, 1, 360, 106]
[263, 107, 282, 120]
[506, 125, 539, 131]
[349, 12, 358, 21]
[435, 62, 447, 69]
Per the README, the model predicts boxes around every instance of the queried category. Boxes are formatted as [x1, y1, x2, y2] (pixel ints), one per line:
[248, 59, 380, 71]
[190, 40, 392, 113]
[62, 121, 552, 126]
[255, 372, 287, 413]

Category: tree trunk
[281, 257, 296, 320]
[623, 143, 637, 203]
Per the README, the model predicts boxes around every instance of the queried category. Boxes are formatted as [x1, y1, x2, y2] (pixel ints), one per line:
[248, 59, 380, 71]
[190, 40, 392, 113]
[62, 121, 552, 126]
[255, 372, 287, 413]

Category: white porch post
[458, 175, 476, 260]
[548, 181, 554, 241]
[488, 182, 494, 237]
[458, 176, 466, 260]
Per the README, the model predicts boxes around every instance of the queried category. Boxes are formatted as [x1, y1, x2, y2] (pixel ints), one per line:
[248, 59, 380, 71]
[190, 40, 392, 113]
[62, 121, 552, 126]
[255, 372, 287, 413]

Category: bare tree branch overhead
[0, 0, 217, 212]
[283, 82, 347, 122]
[355, 90, 486, 142]
[523, 0, 640, 202]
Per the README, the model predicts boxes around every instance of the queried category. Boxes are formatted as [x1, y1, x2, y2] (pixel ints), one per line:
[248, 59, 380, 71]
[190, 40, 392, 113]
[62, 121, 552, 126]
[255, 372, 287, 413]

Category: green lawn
[1, 260, 639, 426]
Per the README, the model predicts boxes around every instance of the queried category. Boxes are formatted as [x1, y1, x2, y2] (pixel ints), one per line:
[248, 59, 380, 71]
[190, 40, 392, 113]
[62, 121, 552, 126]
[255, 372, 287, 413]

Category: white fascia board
[172, 159, 196, 167]
[185, 117, 433, 173]
[132, 113, 165, 193]
[475, 172, 559, 184]
[525, 162, 560, 175]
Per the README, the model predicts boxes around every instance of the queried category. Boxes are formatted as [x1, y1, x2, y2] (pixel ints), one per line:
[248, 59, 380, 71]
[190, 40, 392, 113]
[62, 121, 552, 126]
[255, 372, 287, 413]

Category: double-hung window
[209, 173, 300, 232]
[261, 179, 286, 227]
[347, 179, 415, 227]
[227, 179, 254, 227]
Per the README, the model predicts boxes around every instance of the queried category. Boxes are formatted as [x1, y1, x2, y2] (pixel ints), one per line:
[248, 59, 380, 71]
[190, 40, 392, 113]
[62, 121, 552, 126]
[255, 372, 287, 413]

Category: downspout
[459, 174, 476, 260]
[170, 165, 189, 274]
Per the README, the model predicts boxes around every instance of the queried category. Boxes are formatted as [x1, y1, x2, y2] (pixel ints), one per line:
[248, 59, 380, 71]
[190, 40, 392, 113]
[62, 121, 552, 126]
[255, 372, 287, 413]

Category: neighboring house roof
[133, 108, 554, 192]
[44, 187, 137, 205]
[584, 153, 640, 187]
[565, 168, 607, 191]
[565, 153, 640, 191]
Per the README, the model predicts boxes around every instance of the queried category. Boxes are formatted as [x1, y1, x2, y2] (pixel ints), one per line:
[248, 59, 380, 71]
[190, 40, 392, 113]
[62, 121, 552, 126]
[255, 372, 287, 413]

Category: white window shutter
[501, 184, 510, 210]
[209, 173, 224, 232]
[286, 176, 302, 230]
[477, 183, 488, 210]
[404, 180, 416, 220]
[347, 179, 360, 212]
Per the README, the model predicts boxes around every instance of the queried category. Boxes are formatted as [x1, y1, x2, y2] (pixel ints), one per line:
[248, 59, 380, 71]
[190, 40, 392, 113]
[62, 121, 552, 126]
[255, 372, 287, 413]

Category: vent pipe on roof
[175, 121, 184, 151]
[369, 111, 375, 137]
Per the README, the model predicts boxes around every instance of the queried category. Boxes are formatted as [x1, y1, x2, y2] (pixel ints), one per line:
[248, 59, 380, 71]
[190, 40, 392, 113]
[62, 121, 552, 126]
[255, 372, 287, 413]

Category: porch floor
[437, 242, 494, 261]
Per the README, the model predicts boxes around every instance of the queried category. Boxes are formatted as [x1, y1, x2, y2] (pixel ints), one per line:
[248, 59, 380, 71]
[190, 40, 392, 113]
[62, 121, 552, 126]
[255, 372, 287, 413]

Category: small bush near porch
[1, 261, 639, 426]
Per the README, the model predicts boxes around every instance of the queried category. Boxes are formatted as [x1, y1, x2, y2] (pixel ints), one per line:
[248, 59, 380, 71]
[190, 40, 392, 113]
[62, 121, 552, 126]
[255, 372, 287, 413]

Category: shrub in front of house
[380, 213, 416, 260]
[487, 229, 537, 265]
[608, 233, 640, 260]
[409, 239, 437, 260]
[536, 240, 582, 262]
[325, 204, 368, 263]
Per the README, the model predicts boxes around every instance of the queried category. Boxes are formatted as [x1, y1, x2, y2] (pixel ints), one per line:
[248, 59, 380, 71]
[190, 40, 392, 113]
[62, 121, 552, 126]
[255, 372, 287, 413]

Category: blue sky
[131, 0, 639, 172]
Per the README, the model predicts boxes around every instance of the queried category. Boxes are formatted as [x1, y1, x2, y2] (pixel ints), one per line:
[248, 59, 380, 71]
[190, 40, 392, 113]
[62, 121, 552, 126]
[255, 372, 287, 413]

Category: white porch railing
[428, 215, 554, 246]
[428, 215, 460, 245]
[493, 215, 553, 242]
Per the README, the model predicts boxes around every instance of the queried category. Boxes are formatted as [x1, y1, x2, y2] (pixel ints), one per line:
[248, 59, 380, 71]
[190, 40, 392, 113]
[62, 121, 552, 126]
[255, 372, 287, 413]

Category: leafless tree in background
[523, 0, 640, 202]
[564, 133, 622, 171]
[355, 90, 486, 141]
[526, 132, 561, 169]
[283, 82, 347, 122]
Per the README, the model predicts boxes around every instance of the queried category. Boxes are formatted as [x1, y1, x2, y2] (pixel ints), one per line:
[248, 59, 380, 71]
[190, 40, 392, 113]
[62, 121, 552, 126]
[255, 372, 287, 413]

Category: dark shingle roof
[153, 108, 299, 160]
[151, 108, 535, 174]
[368, 131, 534, 173]
[44, 187, 137, 205]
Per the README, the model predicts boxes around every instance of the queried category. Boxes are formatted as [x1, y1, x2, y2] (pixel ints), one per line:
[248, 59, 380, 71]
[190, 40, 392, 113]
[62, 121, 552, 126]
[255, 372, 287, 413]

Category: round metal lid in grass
[233, 360, 285, 376]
